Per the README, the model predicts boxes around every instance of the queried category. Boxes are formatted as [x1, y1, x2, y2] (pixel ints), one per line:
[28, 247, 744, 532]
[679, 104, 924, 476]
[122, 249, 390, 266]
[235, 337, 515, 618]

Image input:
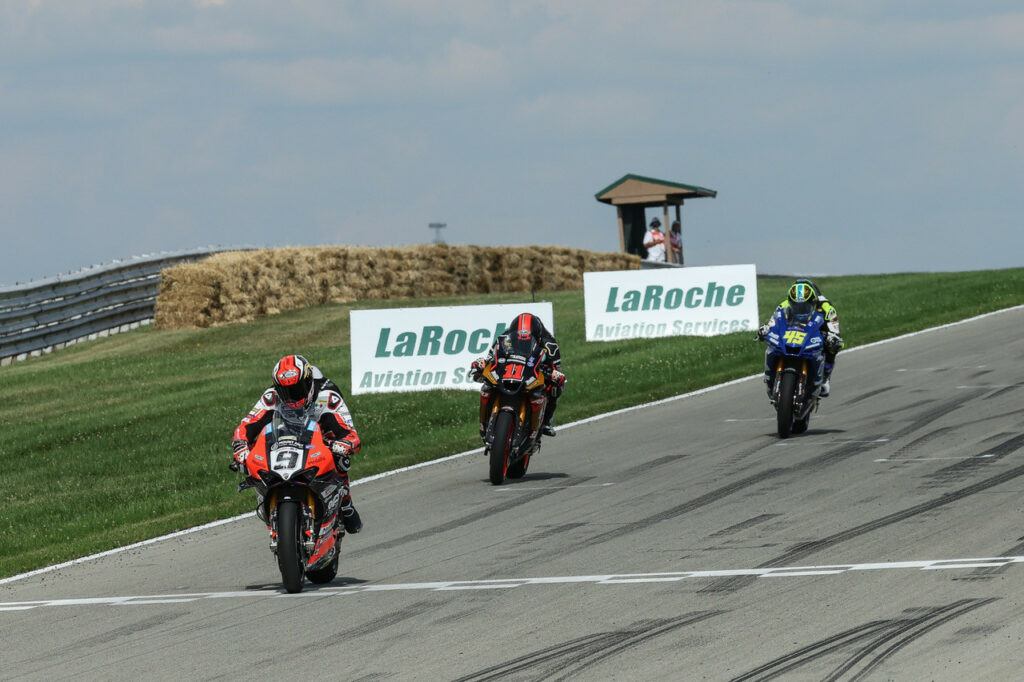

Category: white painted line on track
[835, 439, 890, 444]
[896, 366, 987, 372]
[874, 454, 996, 462]
[4, 303, 1023, 587]
[494, 483, 615, 491]
[3, 556, 1023, 613]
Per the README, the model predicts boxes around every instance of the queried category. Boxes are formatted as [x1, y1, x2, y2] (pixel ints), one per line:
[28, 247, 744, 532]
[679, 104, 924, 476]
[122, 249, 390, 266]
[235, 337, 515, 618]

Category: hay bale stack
[155, 245, 640, 329]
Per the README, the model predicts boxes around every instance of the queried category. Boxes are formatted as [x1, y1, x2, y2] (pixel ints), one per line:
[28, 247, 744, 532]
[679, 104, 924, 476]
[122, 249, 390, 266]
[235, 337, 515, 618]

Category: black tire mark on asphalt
[956, 537, 1024, 582]
[978, 430, 1020, 445]
[703, 432, 1024, 594]
[543, 438, 881, 567]
[251, 599, 439, 670]
[983, 384, 1022, 401]
[571, 469, 789, 552]
[708, 514, 781, 538]
[729, 598, 996, 681]
[346, 480, 593, 559]
[834, 599, 996, 682]
[615, 453, 691, 481]
[345, 599, 439, 639]
[893, 425, 956, 457]
[38, 612, 185, 658]
[889, 394, 979, 440]
[454, 611, 723, 681]
[920, 432, 1024, 488]
[876, 398, 935, 416]
[842, 385, 897, 407]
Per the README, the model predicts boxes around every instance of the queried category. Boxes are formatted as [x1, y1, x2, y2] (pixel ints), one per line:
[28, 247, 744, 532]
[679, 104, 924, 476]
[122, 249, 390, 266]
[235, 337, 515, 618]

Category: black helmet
[273, 354, 315, 408]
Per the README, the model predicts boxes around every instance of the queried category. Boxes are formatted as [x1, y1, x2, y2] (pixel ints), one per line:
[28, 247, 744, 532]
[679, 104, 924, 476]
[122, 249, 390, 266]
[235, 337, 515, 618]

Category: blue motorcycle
[760, 308, 826, 438]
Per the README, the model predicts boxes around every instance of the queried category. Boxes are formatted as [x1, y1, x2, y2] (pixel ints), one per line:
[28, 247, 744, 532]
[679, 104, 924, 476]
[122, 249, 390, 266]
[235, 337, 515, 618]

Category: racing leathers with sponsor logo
[469, 312, 566, 441]
[232, 355, 363, 533]
[757, 279, 843, 397]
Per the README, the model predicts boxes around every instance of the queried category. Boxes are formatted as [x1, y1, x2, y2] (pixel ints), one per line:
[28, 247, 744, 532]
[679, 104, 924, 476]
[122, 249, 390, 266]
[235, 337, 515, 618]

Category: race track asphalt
[3, 307, 1024, 681]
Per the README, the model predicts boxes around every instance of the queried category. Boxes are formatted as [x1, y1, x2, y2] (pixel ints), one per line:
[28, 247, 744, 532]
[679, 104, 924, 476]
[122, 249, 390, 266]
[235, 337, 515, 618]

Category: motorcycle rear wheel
[776, 372, 797, 439]
[306, 546, 339, 585]
[489, 411, 514, 485]
[277, 500, 306, 593]
[507, 451, 530, 479]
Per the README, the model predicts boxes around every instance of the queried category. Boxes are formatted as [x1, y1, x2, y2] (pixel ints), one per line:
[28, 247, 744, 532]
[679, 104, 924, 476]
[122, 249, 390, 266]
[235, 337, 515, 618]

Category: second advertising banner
[583, 264, 759, 341]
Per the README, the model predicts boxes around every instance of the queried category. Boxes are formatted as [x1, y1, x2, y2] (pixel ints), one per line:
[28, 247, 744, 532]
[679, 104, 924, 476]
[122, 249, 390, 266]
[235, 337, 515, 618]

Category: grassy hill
[2, 268, 1022, 578]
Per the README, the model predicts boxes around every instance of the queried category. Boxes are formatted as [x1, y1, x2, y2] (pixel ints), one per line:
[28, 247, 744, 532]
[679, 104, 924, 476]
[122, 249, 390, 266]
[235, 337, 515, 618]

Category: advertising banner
[350, 302, 554, 395]
[583, 264, 758, 341]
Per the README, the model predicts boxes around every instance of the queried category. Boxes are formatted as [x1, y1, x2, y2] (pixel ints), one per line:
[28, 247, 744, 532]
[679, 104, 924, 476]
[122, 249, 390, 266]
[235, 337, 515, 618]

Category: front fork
[484, 395, 536, 455]
[770, 358, 808, 408]
[266, 489, 316, 556]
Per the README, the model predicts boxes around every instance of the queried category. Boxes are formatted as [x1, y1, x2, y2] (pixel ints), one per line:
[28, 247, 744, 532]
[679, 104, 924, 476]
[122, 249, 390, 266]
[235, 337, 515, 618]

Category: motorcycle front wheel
[489, 411, 514, 485]
[276, 500, 306, 593]
[776, 372, 797, 439]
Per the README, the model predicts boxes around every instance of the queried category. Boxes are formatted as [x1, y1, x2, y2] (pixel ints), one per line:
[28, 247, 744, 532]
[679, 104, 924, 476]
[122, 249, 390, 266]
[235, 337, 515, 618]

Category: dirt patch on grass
[155, 245, 639, 329]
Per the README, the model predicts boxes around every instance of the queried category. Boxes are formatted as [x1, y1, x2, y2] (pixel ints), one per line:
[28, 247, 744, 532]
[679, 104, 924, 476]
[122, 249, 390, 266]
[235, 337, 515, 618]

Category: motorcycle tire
[792, 416, 809, 435]
[507, 452, 530, 479]
[776, 372, 797, 439]
[277, 500, 306, 593]
[306, 548, 339, 585]
[489, 411, 514, 485]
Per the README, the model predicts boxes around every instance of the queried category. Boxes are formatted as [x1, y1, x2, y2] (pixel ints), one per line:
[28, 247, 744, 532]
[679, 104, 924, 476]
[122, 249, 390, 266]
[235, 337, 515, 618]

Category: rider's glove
[331, 440, 352, 472]
[825, 333, 844, 354]
[232, 439, 249, 468]
[469, 357, 486, 381]
[757, 324, 771, 341]
[550, 369, 566, 388]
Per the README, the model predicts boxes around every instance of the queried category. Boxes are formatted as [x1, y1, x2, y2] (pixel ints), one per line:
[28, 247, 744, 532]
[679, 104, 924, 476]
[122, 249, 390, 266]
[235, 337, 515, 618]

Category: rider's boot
[341, 503, 362, 534]
[540, 397, 558, 437]
[821, 362, 834, 397]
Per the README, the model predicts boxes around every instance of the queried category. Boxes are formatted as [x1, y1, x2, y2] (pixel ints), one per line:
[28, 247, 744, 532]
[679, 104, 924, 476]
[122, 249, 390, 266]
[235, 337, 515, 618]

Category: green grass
[1, 268, 1022, 578]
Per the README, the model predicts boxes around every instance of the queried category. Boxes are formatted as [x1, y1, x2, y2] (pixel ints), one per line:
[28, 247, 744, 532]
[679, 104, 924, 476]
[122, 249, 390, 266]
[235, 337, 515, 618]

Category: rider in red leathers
[232, 354, 363, 533]
[470, 312, 566, 443]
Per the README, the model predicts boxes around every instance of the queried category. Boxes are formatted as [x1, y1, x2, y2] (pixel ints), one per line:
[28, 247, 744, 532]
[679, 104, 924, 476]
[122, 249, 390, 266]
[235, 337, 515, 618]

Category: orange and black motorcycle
[237, 415, 345, 593]
[476, 333, 549, 485]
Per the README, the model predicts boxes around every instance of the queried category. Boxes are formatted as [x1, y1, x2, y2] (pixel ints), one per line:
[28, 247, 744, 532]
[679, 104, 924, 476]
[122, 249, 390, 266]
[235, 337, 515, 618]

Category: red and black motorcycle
[476, 333, 549, 485]
[238, 415, 345, 593]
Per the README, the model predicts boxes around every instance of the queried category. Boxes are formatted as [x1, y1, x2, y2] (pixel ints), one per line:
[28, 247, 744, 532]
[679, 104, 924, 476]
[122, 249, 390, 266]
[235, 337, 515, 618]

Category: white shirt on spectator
[643, 229, 666, 262]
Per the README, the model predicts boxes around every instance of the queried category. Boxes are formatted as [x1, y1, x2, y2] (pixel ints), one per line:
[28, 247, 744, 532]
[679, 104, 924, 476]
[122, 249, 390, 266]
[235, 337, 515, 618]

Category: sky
[1, 0, 1022, 284]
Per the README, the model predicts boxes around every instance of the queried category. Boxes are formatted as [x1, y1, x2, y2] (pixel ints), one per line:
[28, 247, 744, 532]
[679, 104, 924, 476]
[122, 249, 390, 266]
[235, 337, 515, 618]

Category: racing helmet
[273, 355, 315, 408]
[787, 281, 817, 323]
[510, 312, 536, 341]
[793, 277, 821, 298]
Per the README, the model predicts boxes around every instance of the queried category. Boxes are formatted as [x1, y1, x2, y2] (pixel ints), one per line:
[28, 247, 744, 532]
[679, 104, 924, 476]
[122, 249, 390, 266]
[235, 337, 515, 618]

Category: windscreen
[787, 299, 815, 324]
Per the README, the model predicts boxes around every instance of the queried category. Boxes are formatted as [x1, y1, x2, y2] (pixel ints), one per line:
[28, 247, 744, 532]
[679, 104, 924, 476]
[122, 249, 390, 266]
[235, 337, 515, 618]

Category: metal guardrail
[0, 247, 242, 362]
